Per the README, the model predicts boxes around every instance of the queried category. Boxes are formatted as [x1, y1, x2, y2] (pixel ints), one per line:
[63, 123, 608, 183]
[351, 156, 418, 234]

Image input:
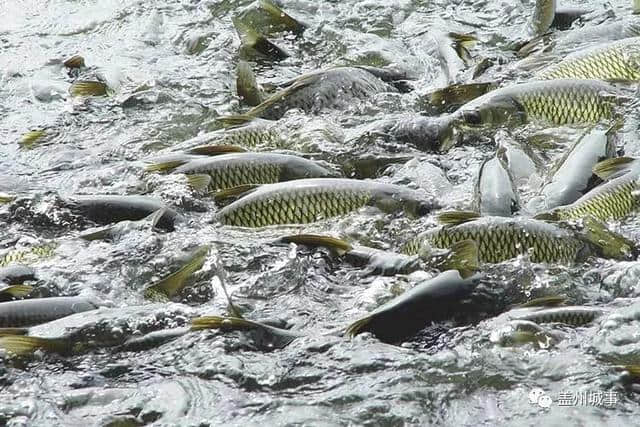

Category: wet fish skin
[63, 195, 180, 231]
[529, 126, 617, 212]
[451, 79, 622, 128]
[346, 270, 480, 342]
[527, 0, 556, 38]
[540, 158, 640, 222]
[0, 243, 57, 268]
[172, 153, 336, 193]
[178, 118, 285, 150]
[536, 37, 640, 81]
[0, 296, 104, 328]
[473, 152, 519, 217]
[0, 265, 36, 285]
[215, 178, 438, 228]
[247, 67, 398, 120]
[511, 306, 606, 326]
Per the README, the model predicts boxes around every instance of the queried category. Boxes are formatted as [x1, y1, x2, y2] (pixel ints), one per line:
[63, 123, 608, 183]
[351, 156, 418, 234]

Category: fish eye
[463, 110, 482, 126]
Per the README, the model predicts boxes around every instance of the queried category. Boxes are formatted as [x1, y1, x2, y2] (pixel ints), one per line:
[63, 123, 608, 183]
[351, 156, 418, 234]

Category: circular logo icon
[529, 388, 545, 405]
[538, 395, 552, 408]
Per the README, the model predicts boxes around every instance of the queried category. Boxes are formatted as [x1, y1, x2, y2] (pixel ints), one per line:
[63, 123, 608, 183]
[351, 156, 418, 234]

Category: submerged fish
[537, 157, 640, 221]
[536, 37, 640, 81]
[473, 149, 519, 216]
[403, 211, 634, 264]
[234, 0, 306, 36]
[0, 265, 36, 285]
[63, 195, 180, 231]
[246, 67, 401, 120]
[214, 178, 439, 227]
[278, 234, 478, 277]
[451, 79, 623, 127]
[358, 114, 456, 152]
[528, 125, 617, 212]
[0, 296, 105, 328]
[346, 270, 480, 342]
[148, 153, 335, 193]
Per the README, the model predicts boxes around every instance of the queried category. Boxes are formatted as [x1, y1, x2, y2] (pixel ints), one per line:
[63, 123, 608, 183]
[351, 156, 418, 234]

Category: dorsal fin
[187, 144, 247, 156]
[145, 159, 189, 173]
[592, 157, 637, 180]
[186, 174, 212, 193]
[216, 114, 257, 128]
[214, 184, 260, 203]
[279, 234, 353, 255]
[437, 210, 481, 226]
[518, 295, 567, 308]
[246, 73, 320, 118]
[144, 245, 209, 300]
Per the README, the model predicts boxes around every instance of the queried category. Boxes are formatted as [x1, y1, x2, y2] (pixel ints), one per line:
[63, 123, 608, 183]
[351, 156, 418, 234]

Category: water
[1, 0, 640, 425]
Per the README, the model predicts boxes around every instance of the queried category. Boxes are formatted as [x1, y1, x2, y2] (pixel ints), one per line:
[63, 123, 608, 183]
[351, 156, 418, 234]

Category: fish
[551, 7, 591, 31]
[69, 80, 108, 97]
[234, 17, 289, 61]
[147, 153, 336, 193]
[536, 157, 640, 221]
[450, 79, 623, 128]
[527, 125, 617, 213]
[79, 209, 167, 241]
[0, 285, 33, 302]
[489, 319, 558, 347]
[63, 55, 85, 69]
[214, 178, 439, 227]
[277, 234, 478, 277]
[508, 306, 606, 326]
[526, 0, 556, 38]
[345, 270, 481, 342]
[421, 82, 498, 115]
[0, 304, 194, 356]
[246, 67, 400, 120]
[402, 210, 634, 264]
[62, 195, 180, 231]
[0, 296, 105, 328]
[234, 0, 306, 36]
[536, 37, 640, 81]
[473, 149, 519, 216]
[434, 32, 478, 84]
[175, 116, 286, 150]
[236, 61, 264, 106]
[143, 245, 209, 301]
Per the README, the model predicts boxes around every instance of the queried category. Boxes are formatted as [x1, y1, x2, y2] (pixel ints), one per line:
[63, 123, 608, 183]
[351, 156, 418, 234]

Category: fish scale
[403, 217, 585, 264]
[537, 38, 640, 81]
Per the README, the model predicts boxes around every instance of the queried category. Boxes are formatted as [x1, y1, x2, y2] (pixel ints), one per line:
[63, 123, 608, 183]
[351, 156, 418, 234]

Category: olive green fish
[177, 116, 286, 150]
[0, 243, 57, 268]
[148, 152, 335, 193]
[403, 211, 634, 264]
[537, 157, 640, 221]
[509, 306, 606, 326]
[214, 178, 439, 227]
[536, 37, 640, 81]
[451, 79, 623, 127]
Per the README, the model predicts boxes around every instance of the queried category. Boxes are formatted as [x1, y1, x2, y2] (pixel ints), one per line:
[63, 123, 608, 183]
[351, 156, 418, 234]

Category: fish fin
[437, 210, 481, 226]
[187, 144, 247, 155]
[214, 184, 260, 203]
[533, 211, 559, 221]
[0, 285, 34, 298]
[246, 73, 320, 118]
[0, 336, 64, 356]
[186, 174, 212, 193]
[0, 328, 28, 337]
[79, 226, 114, 241]
[574, 216, 636, 260]
[623, 365, 640, 379]
[145, 160, 188, 173]
[592, 157, 637, 180]
[144, 245, 209, 299]
[518, 295, 567, 308]
[447, 32, 477, 63]
[145, 208, 167, 229]
[234, 18, 289, 61]
[439, 239, 479, 279]
[0, 193, 16, 204]
[20, 130, 47, 148]
[190, 316, 255, 331]
[69, 80, 108, 97]
[216, 114, 256, 128]
[237, 60, 263, 107]
[428, 82, 497, 112]
[258, 0, 306, 35]
[63, 55, 85, 69]
[278, 234, 353, 255]
[345, 315, 373, 338]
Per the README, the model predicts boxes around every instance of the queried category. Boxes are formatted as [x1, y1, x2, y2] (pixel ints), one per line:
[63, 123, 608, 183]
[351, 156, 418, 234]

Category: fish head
[457, 95, 525, 129]
[405, 116, 456, 153]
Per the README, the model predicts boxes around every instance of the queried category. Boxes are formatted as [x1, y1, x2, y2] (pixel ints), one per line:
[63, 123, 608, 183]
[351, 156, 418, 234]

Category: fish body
[536, 37, 640, 81]
[529, 126, 617, 212]
[474, 152, 519, 216]
[527, 0, 556, 38]
[63, 195, 179, 231]
[0, 296, 104, 328]
[178, 118, 285, 150]
[172, 153, 335, 192]
[215, 178, 438, 227]
[509, 306, 606, 326]
[452, 79, 621, 127]
[247, 67, 397, 120]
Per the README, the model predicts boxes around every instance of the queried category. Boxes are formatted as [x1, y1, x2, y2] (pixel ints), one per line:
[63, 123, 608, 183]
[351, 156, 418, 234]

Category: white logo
[529, 388, 552, 408]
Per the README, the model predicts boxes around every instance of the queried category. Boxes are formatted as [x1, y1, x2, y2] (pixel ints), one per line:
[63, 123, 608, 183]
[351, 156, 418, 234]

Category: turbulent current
[2, 0, 640, 425]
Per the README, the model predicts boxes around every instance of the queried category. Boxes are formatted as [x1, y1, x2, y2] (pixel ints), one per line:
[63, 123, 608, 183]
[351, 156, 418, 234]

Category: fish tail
[278, 234, 353, 255]
[345, 315, 374, 338]
[438, 239, 479, 279]
[145, 160, 189, 173]
[186, 174, 212, 193]
[0, 336, 65, 356]
[144, 245, 210, 299]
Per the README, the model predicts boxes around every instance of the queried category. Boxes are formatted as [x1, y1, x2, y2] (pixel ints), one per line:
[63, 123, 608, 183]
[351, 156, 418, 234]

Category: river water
[2, 0, 640, 425]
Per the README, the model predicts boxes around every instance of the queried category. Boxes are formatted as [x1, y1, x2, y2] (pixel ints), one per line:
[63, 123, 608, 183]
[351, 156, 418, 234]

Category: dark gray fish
[0, 296, 105, 328]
